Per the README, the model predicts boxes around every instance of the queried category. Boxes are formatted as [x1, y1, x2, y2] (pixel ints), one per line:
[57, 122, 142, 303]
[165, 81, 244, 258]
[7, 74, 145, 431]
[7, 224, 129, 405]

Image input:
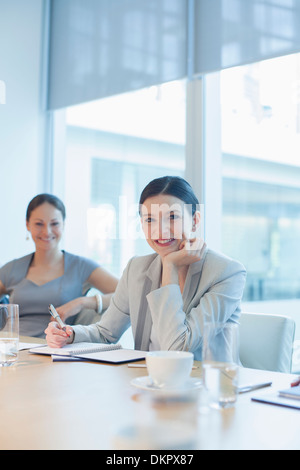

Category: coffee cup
[146, 351, 194, 389]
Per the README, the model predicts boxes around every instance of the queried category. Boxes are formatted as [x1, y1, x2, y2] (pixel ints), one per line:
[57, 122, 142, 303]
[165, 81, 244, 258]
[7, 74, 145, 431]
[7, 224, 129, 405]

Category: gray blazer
[73, 246, 246, 360]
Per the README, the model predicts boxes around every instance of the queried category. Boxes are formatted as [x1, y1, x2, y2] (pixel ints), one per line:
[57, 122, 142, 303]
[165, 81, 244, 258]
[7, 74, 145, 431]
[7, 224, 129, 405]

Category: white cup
[146, 351, 194, 389]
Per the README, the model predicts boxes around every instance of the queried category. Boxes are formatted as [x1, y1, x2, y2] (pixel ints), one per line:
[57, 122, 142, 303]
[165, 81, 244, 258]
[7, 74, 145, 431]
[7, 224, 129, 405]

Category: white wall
[0, 0, 47, 265]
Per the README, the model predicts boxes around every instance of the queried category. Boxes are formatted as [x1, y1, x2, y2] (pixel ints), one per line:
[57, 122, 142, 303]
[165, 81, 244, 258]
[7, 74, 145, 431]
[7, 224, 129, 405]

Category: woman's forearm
[161, 261, 179, 287]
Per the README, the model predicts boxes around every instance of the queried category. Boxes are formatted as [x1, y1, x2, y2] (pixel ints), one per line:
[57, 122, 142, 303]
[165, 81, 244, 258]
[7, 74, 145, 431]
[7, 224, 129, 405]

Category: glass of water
[0, 304, 19, 367]
[202, 322, 239, 409]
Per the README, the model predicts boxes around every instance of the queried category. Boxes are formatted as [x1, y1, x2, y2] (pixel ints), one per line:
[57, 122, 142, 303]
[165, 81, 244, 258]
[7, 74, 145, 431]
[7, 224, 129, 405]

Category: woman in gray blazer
[45, 176, 246, 360]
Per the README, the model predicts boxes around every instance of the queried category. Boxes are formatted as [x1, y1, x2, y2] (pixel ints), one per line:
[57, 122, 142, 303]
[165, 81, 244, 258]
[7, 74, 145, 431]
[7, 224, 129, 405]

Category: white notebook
[70, 349, 146, 364]
[29, 342, 146, 364]
[29, 342, 122, 357]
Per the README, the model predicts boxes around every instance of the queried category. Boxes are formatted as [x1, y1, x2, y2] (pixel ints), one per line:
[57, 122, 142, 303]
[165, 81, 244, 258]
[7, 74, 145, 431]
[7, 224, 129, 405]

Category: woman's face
[140, 194, 198, 257]
[26, 202, 64, 252]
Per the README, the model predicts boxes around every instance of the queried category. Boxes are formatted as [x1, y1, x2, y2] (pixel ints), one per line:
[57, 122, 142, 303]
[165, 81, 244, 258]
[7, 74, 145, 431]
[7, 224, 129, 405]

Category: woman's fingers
[44, 322, 73, 348]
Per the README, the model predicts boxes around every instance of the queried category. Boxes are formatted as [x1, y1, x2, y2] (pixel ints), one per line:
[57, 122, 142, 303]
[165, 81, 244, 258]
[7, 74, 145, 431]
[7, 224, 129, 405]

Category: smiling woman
[25, 194, 66, 285]
[0, 194, 118, 338]
[45, 177, 246, 360]
[139, 177, 203, 294]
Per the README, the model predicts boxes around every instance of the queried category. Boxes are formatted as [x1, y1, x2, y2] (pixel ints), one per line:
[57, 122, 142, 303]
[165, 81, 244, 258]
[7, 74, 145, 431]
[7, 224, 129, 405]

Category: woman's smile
[154, 238, 176, 247]
[39, 236, 56, 242]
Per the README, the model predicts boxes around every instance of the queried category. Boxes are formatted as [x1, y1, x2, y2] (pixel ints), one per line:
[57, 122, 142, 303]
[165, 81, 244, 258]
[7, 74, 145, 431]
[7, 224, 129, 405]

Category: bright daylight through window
[220, 53, 300, 372]
[221, 52, 300, 304]
[64, 80, 186, 277]
[221, 50, 300, 312]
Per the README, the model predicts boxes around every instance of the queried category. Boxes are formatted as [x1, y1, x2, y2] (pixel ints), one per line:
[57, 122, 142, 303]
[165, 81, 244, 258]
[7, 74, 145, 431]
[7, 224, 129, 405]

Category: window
[220, 53, 300, 371]
[62, 80, 186, 276]
[221, 53, 300, 302]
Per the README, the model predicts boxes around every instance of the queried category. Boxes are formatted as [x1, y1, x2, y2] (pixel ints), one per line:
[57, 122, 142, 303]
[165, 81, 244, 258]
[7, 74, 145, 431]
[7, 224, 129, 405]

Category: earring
[26, 232, 30, 241]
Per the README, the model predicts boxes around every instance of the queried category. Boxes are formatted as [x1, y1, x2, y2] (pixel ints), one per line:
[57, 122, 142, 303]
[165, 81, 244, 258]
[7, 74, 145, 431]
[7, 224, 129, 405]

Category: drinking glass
[0, 304, 19, 367]
[202, 321, 239, 409]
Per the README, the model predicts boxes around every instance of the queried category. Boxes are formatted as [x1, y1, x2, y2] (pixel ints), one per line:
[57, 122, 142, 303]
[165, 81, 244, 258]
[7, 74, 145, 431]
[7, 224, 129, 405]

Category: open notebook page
[29, 342, 122, 356]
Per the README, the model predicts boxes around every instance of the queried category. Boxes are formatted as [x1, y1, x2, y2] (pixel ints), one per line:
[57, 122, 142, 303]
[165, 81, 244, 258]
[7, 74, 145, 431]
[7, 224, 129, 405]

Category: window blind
[193, 0, 300, 75]
[48, 0, 187, 110]
[48, 0, 300, 110]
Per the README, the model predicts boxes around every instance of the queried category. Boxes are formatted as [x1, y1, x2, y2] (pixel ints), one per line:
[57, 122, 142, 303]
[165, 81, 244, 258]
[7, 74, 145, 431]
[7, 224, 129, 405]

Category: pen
[48, 304, 70, 337]
[238, 381, 272, 394]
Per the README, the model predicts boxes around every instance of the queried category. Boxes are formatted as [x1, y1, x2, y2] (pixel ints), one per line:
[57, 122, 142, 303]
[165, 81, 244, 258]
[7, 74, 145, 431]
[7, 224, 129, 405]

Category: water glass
[202, 322, 239, 409]
[0, 304, 19, 367]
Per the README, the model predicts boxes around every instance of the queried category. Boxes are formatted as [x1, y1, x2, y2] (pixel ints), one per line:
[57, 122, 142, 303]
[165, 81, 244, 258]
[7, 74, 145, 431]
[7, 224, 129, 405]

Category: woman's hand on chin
[161, 238, 206, 288]
[163, 237, 206, 268]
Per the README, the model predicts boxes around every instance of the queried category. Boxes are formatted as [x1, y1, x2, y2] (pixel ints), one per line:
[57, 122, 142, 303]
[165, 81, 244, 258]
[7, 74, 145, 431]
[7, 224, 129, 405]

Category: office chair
[239, 312, 295, 373]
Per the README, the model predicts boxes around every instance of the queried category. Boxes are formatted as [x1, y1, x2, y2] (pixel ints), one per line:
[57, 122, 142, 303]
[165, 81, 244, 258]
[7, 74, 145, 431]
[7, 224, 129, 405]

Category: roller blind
[48, 0, 187, 110]
[48, 0, 300, 110]
[194, 0, 300, 75]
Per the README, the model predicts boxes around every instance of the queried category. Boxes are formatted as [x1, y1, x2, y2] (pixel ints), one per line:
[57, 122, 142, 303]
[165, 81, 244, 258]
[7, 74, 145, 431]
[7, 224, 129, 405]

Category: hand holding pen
[47, 304, 73, 345]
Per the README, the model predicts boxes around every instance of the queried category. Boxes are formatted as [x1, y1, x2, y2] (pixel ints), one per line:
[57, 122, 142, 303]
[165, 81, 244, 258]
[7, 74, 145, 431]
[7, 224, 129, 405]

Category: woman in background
[0, 194, 118, 337]
[45, 176, 246, 359]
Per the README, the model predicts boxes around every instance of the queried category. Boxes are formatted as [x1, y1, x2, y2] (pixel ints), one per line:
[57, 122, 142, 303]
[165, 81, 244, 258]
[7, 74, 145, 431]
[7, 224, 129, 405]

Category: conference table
[0, 336, 299, 451]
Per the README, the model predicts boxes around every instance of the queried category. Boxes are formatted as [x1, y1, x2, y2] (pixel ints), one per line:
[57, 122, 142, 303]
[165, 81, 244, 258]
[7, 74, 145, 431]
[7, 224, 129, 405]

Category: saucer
[130, 375, 202, 394]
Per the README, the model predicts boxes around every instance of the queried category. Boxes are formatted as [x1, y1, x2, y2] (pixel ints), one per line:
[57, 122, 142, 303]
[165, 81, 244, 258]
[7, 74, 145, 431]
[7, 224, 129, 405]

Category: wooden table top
[0, 337, 299, 450]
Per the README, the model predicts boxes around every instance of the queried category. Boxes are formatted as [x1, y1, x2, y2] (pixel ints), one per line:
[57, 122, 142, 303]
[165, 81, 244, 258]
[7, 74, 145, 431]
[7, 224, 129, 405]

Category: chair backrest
[239, 312, 295, 373]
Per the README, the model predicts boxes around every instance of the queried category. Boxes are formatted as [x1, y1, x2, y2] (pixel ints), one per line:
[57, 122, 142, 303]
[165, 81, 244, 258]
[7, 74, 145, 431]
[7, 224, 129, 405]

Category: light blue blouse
[0, 251, 99, 338]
